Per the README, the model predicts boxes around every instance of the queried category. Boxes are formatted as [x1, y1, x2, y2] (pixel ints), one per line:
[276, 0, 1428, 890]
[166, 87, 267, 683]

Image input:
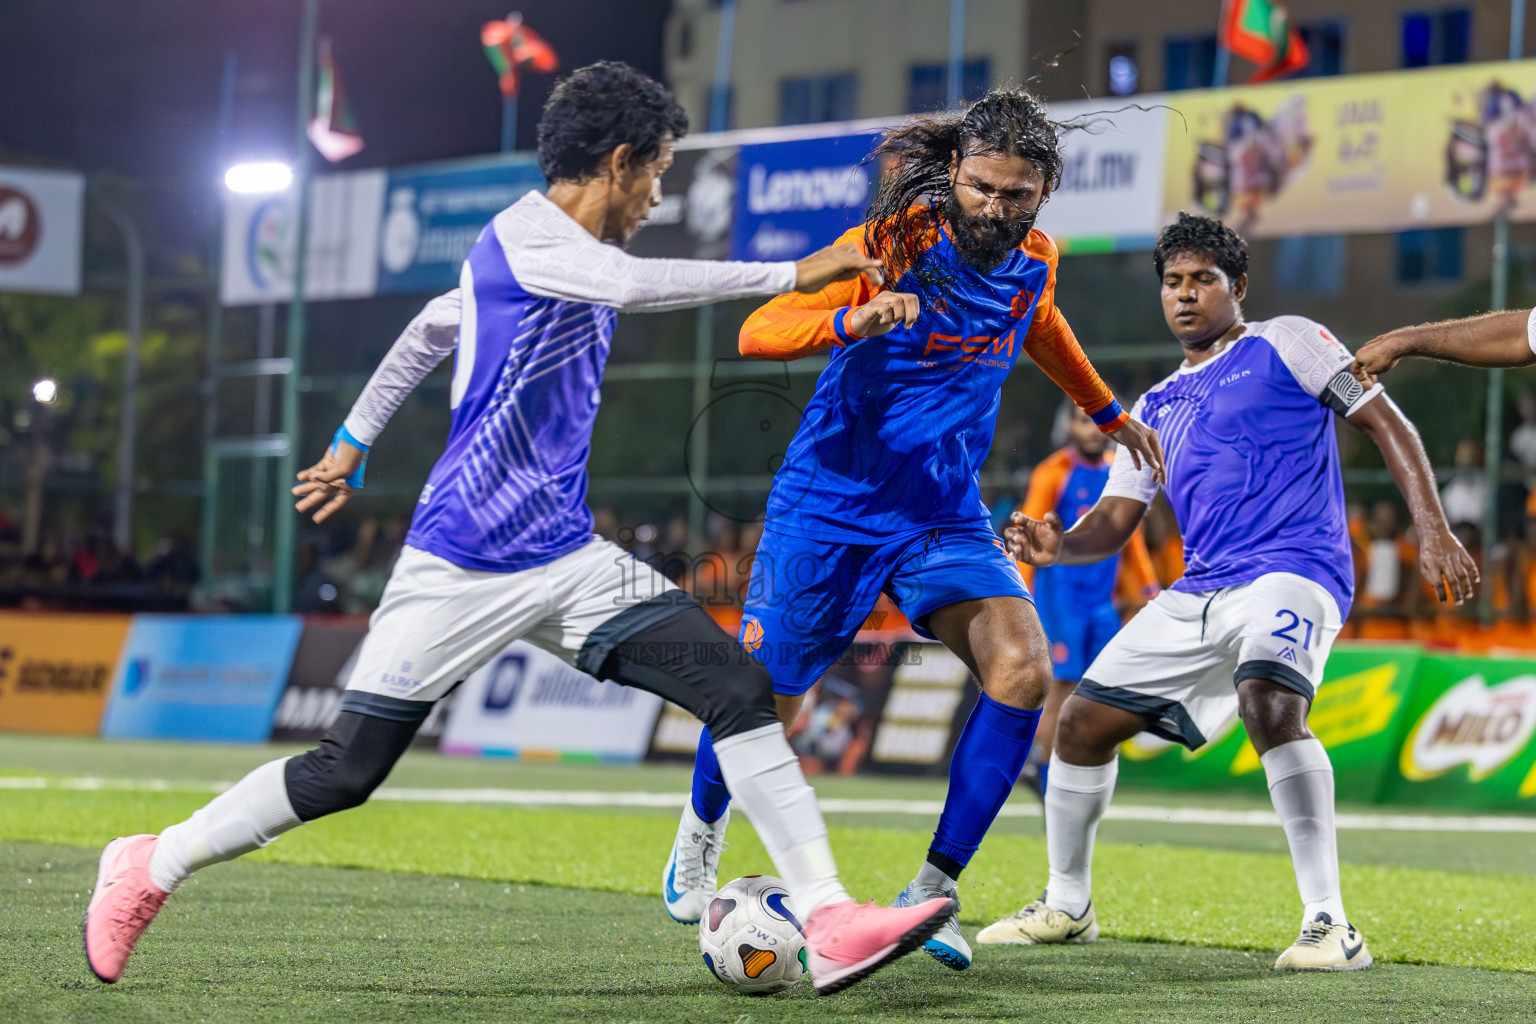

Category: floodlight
[225, 162, 293, 194]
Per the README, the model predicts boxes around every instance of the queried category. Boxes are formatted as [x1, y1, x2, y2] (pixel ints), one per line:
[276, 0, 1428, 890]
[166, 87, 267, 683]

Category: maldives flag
[481, 15, 559, 100]
[1221, 0, 1310, 83]
[308, 37, 364, 162]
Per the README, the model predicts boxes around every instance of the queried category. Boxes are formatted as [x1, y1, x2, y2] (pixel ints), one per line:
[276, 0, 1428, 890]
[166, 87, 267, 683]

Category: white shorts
[344, 538, 678, 704]
[1077, 572, 1343, 749]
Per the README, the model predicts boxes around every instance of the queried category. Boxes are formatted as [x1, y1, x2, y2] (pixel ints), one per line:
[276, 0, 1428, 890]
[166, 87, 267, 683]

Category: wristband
[1090, 399, 1129, 433]
[330, 424, 370, 489]
[833, 306, 867, 345]
[1527, 307, 1536, 357]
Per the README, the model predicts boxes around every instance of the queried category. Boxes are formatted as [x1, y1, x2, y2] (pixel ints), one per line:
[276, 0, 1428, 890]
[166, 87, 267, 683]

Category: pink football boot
[803, 896, 958, 995]
[83, 835, 170, 983]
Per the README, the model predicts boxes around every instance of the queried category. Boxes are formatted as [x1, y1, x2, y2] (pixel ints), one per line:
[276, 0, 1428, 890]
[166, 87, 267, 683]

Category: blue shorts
[1034, 576, 1124, 682]
[738, 523, 1032, 696]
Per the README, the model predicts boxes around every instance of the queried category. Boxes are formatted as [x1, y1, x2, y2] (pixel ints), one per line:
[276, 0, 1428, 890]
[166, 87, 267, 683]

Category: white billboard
[0, 166, 83, 296]
[221, 169, 385, 305]
[440, 641, 664, 762]
[1033, 97, 1169, 249]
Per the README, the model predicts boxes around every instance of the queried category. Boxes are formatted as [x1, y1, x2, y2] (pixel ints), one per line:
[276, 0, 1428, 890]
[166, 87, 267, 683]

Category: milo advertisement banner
[1163, 59, 1536, 237]
[1119, 644, 1423, 803]
[1384, 655, 1536, 809]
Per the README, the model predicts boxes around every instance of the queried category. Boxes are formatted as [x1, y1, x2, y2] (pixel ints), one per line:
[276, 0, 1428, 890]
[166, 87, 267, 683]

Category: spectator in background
[291, 541, 339, 614]
[1509, 391, 1536, 484]
[144, 533, 200, 606]
[1441, 439, 1489, 530]
[592, 506, 620, 542]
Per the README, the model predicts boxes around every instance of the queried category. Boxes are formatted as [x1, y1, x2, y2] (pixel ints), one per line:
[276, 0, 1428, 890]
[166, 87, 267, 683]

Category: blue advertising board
[731, 133, 880, 262]
[376, 155, 545, 294]
[100, 616, 305, 743]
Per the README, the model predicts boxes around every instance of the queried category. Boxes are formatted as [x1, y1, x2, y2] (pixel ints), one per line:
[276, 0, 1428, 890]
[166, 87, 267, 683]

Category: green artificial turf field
[2, 736, 1534, 1023]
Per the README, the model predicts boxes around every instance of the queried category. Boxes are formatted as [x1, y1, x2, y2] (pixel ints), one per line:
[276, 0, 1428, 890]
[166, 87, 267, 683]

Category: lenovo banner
[100, 615, 303, 743]
[0, 612, 130, 735]
[731, 133, 879, 262]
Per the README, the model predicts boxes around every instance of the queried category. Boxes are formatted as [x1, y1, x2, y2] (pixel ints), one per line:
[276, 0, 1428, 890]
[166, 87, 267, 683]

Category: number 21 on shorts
[1270, 609, 1314, 649]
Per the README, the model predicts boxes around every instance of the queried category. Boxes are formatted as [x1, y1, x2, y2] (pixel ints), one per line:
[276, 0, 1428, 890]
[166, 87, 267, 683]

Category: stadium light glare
[224, 162, 293, 194]
[32, 379, 58, 405]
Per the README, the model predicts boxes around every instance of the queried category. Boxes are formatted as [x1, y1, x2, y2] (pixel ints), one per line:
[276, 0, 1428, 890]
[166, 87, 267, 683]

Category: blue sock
[1038, 758, 1050, 793]
[928, 692, 1042, 877]
[690, 726, 733, 823]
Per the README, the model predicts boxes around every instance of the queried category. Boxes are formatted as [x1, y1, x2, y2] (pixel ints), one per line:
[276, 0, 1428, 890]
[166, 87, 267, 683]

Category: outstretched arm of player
[1353, 309, 1536, 379]
[292, 289, 461, 523]
[1005, 497, 1149, 567]
[738, 224, 903, 360]
[500, 199, 881, 314]
[1347, 394, 1479, 605]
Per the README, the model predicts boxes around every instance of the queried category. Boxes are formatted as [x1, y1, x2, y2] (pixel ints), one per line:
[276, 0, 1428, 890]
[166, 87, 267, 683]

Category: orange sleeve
[738, 225, 884, 361]
[1014, 451, 1072, 587]
[1116, 525, 1161, 608]
[1021, 232, 1129, 433]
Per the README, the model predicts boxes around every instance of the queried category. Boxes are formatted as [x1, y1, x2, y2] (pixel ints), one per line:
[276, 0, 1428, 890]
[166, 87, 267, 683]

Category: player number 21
[1270, 609, 1314, 649]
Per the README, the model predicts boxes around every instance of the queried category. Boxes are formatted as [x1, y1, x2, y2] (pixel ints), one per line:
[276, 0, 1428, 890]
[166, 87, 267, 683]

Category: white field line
[4, 775, 1536, 834]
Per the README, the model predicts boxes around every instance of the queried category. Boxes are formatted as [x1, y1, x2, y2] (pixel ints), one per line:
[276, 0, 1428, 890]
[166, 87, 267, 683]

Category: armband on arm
[331, 424, 371, 489]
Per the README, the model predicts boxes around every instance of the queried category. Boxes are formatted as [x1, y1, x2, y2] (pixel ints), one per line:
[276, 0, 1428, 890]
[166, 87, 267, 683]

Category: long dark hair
[863, 88, 1063, 299]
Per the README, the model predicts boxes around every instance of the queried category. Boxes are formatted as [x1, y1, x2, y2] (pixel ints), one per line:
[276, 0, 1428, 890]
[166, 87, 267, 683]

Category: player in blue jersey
[81, 63, 960, 996]
[662, 89, 1165, 971]
[1013, 401, 1159, 798]
[977, 213, 1477, 970]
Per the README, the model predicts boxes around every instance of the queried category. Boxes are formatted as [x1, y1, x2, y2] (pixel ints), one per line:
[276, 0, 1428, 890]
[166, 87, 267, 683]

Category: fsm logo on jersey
[731, 134, 878, 262]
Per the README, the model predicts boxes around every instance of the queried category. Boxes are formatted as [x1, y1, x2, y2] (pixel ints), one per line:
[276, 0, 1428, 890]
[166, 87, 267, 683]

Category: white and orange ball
[698, 875, 806, 994]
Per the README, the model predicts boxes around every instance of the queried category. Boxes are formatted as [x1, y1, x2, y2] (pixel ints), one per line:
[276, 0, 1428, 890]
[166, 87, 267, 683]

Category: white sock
[149, 758, 302, 892]
[1043, 752, 1117, 917]
[712, 723, 851, 914]
[916, 860, 958, 891]
[1261, 738, 1347, 928]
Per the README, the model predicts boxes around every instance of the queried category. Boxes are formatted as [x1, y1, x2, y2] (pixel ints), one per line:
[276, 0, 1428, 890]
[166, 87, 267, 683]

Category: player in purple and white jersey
[976, 213, 1477, 971]
[81, 62, 955, 996]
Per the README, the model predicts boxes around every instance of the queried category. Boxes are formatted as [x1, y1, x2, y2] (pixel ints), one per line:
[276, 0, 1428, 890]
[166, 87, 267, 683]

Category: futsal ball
[698, 875, 807, 994]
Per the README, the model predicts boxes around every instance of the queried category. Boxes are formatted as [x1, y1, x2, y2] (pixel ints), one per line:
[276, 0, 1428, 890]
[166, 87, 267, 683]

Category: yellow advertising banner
[1163, 59, 1536, 237]
[0, 612, 130, 735]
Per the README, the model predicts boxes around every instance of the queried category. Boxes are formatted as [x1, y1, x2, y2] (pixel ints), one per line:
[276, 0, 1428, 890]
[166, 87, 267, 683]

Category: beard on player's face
[942, 190, 1033, 271]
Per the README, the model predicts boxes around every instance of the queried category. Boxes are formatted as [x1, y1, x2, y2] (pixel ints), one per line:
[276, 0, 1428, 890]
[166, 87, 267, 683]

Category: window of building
[1402, 8, 1472, 67]
[1275, 235, 1345, 296]
[1165, 35, 1217, 92]
[779, 74, 856, 125]
[1106, 42, 1140, 96]
[1396, 227, 1464, 284]
[907, 58, 991, 113]
[1293, 22, 1345, 77]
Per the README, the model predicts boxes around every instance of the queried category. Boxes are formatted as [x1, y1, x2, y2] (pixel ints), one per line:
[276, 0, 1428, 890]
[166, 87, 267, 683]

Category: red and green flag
[308, 37, 365, 162]
[1221, 0, 1310, 83]
[481, 14, 559, 100]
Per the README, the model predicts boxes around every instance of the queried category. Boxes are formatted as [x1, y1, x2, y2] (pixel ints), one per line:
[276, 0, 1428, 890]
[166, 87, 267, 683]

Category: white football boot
[1274, 913, 1373, 971]
[662, 803, 729, 924]
[893, 878, 971, 969]
[976, 896, 1099, 945]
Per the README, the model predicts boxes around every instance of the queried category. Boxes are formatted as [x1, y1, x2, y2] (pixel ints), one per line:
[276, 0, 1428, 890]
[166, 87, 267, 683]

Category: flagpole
[1480, 0, 1526, 624]
[501, 93, 516, 152]
[272, 0, 319, 615]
